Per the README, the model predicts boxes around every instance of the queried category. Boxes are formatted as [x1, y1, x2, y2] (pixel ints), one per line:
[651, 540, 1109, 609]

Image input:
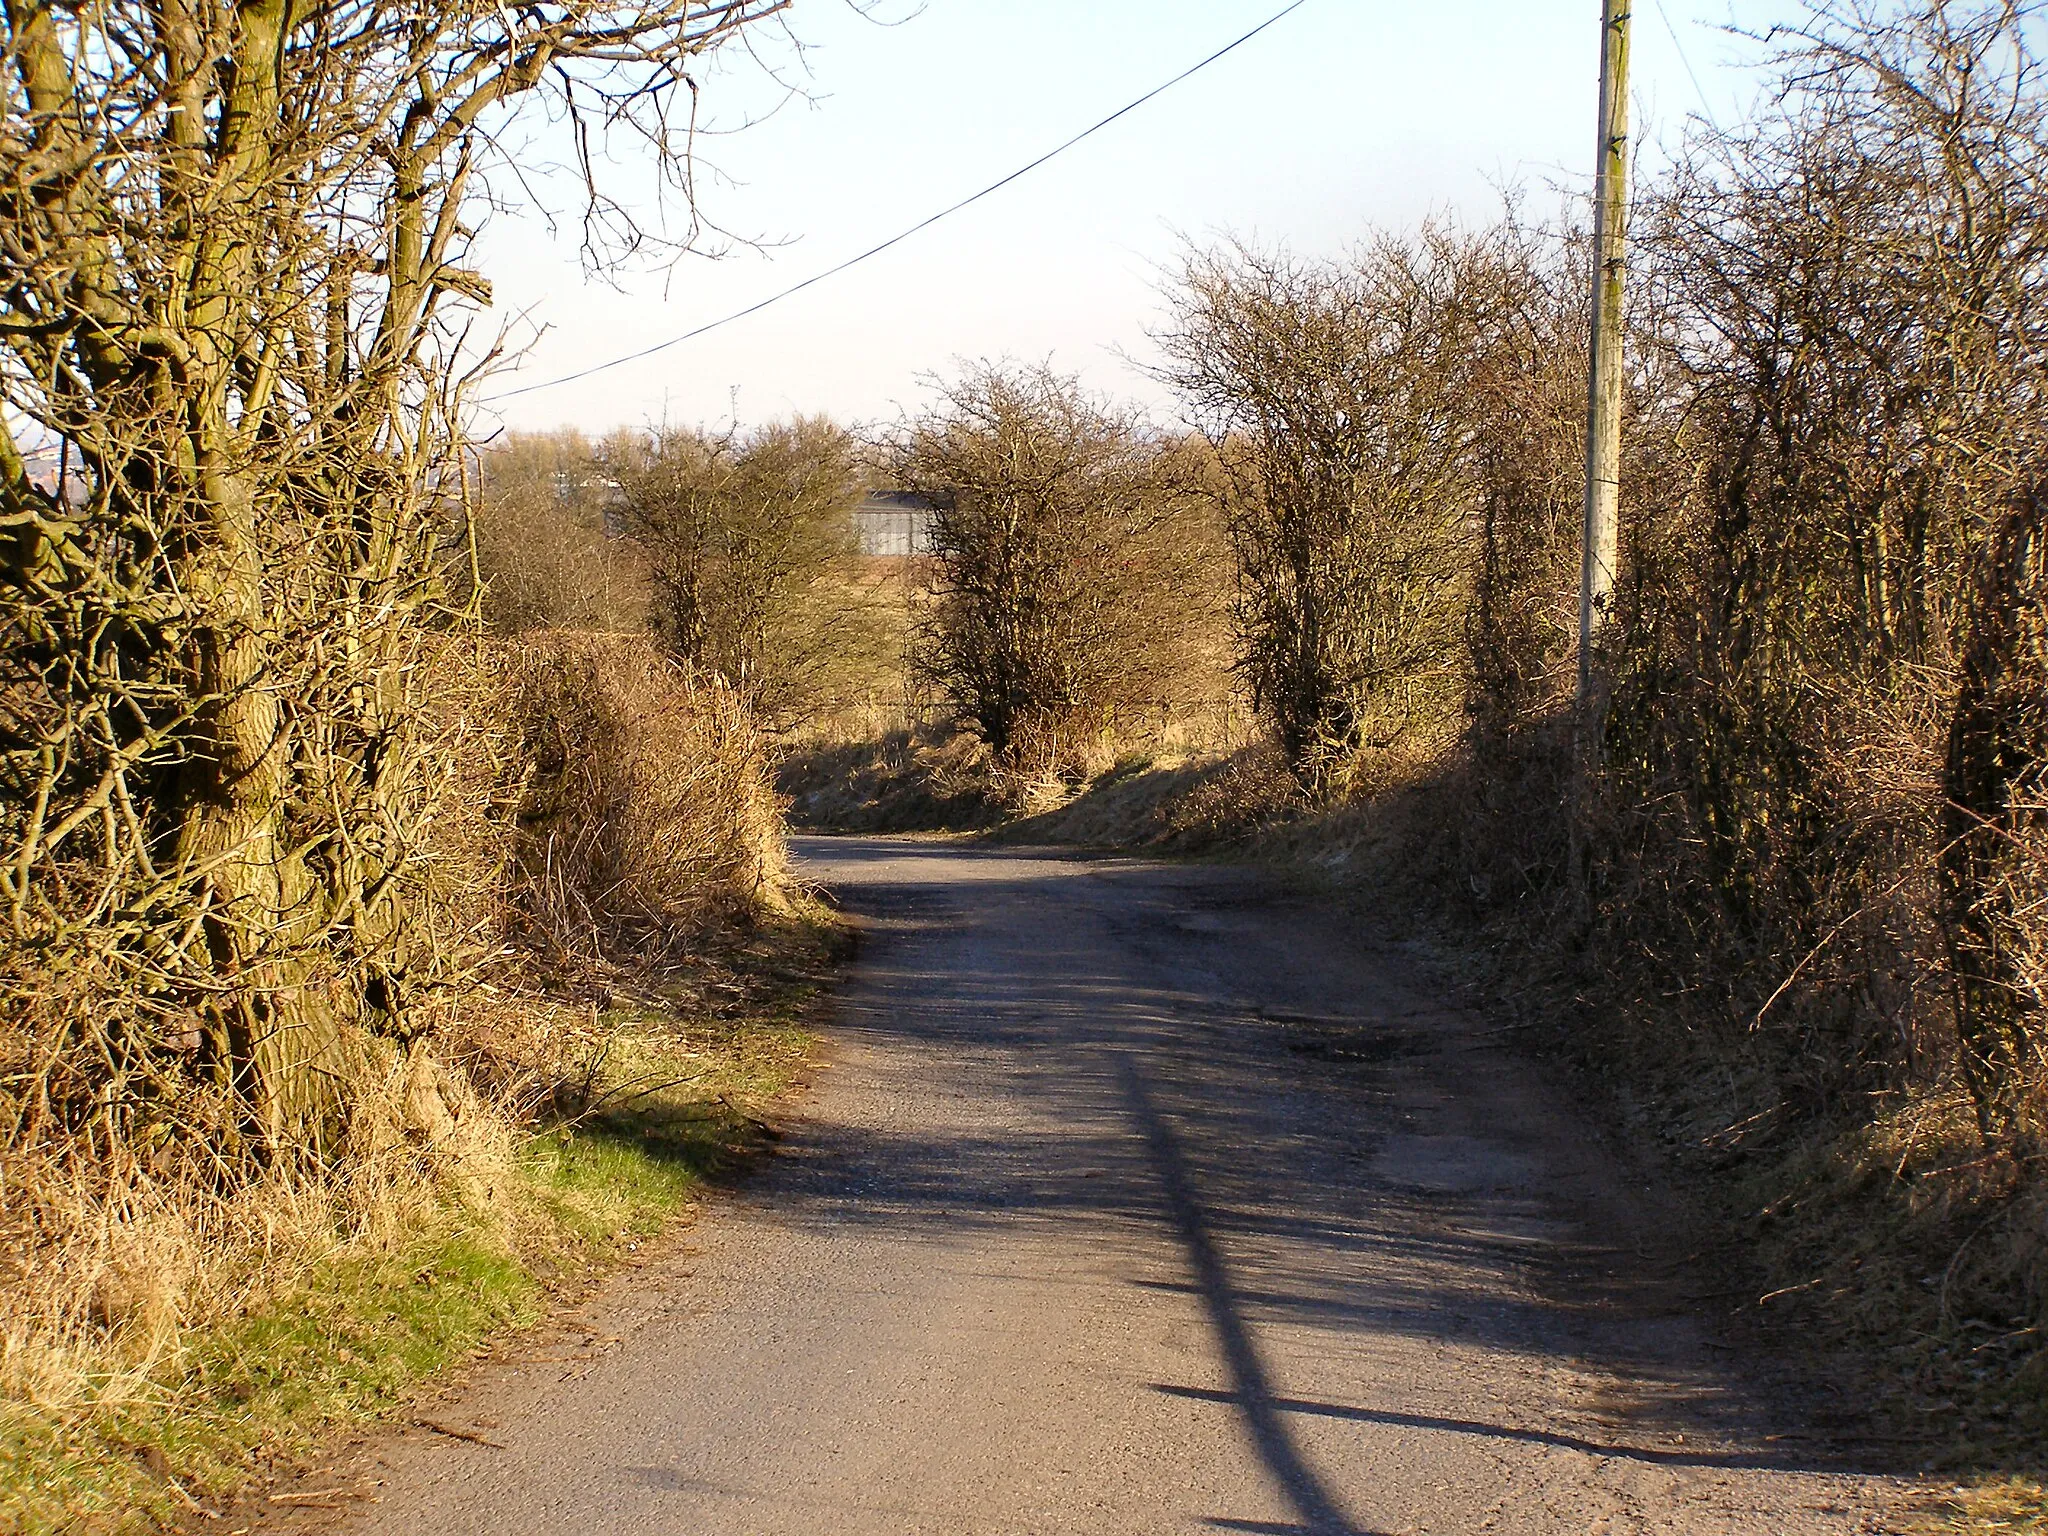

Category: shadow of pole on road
[1117, 1053, 1387, 1536]
[1147, 1384, 1797, 1472]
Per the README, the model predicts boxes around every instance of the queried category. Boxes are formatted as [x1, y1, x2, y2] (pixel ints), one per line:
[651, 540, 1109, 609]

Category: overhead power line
[489, 0, 1314, 401]
[1649, 0, 1720, 129]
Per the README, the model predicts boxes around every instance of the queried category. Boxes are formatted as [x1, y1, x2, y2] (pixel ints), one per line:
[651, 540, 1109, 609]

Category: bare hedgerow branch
[0, 0, 795, 1162]
[1603, 0, 2048, 1133]
[885, 362, 1221, 771]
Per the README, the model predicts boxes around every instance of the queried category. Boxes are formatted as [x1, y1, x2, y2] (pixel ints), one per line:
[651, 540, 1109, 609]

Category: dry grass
[0, 954, 828, 1534]
[0, 1053, 523, 1531]
[778, 723, 1003, 833]
[0, 629, 810, 1531]
[0, 1054, 507, 1409]
[1919, 1477, 2048, 1533]
[500, 631, 789, 972]
[778, 696, 1259, 837]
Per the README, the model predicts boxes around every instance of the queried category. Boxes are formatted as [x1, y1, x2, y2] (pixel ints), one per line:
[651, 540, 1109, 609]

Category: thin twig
[412, 1419, 506, 1449]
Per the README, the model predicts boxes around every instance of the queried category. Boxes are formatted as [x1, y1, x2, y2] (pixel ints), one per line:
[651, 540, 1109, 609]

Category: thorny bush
[888, 362, 1223, 775]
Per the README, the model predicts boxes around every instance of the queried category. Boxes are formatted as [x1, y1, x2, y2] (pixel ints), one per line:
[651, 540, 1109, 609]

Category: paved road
[310, 837, 1908, 1535]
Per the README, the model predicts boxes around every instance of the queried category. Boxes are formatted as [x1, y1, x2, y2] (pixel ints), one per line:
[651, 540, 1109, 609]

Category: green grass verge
[0, 920, 832, 1535]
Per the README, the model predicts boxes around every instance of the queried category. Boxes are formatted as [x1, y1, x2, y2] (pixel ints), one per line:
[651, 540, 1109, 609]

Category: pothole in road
[1262, 1012, 1416, 1065]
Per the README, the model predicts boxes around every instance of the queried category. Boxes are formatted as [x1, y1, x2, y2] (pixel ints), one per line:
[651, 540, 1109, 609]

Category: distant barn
[851, 491, 936, 558]
[18, 443, 82, 506]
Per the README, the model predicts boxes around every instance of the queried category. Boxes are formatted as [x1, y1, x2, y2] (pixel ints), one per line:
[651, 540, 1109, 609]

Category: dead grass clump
[0, 1045, 514, 1417]
[778, 723, 1003, 833]
[781, 695, 1264, 839]
[994, 753, 1237, 849]
[499, 632, 789, 975]
[1143, 744, 1299, 849]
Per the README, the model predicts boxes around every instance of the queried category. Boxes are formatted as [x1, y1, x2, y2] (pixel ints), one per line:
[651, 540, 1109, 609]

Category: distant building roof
[852, 490, 936, 557]
[857, 490, 935, 514]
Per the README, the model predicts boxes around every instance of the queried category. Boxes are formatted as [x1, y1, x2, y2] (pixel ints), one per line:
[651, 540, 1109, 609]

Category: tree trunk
[176, 471, 345, 1155]
[1940, 483, 2048, 1139]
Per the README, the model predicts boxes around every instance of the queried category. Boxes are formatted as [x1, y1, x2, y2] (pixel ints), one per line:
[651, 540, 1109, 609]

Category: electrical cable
[488, 0, 1313, 401]
[1649, 0, 1720, 129]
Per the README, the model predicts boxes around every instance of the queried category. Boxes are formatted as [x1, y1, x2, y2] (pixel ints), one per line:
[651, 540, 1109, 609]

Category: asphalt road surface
[302, 836, 1910, 1535]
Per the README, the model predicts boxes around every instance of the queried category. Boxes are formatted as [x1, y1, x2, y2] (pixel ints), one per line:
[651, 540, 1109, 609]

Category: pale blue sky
[476, 1, 1787, 436]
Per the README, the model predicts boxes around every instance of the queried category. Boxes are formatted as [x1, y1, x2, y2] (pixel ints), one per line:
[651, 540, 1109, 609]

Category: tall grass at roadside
[501, 632, 789, 972]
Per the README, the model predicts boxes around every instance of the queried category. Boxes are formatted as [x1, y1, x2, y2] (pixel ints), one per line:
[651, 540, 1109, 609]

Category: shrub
[888, 363, 1222, 765]
[0, 628, 791, 1483]
[606, 418, 893, 728]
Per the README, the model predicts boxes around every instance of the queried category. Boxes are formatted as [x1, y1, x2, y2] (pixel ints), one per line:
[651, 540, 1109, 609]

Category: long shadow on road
[1118, 1051, 1383, 1536]
[791, 836, 1900, 1528]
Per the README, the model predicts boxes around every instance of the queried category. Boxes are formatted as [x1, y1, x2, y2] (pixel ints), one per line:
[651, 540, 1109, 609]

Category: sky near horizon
[474, 1, 1785, 439]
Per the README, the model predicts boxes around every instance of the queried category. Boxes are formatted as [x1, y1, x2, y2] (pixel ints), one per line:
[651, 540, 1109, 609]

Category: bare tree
[887, 363, 1215, 764]
[1155, 230, 1516, 792]
[0, 0, 793, 1154]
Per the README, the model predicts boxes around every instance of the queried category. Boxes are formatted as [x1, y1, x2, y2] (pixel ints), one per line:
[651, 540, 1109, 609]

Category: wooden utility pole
[1577, 0, 1631, 704]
